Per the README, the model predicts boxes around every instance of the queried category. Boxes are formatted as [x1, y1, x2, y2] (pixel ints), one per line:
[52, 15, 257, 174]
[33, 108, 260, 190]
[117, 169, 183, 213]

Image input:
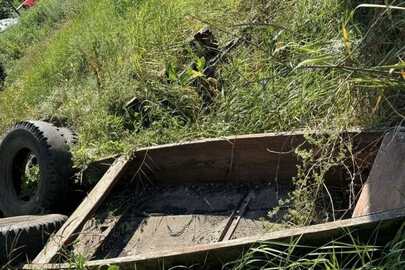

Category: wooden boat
[25, 129, 404, 270]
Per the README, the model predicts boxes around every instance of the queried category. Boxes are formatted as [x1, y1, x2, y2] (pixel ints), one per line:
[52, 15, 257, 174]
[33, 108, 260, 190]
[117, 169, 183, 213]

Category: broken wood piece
[224, 190, 255, 240]
[29, 155, 132, 265]
[191, 27, 219, 60]
[23, 207, 405, 270]
[218, 190, 255, 241]
[204, 37, 241, 72]
[177, 32, 241, 83]
[353, 129, 405, 217]
[124, 97, 142, 111]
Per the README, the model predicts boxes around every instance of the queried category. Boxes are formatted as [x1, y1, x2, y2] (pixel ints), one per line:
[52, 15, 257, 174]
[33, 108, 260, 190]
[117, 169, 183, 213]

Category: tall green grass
[227, 223, 405, 270]
[1, 0, 404, 164]
[0, 0, 243, 163]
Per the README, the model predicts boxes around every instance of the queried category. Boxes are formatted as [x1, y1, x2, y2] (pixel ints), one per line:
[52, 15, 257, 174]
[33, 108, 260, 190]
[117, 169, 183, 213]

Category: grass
[227, 223, 405, 270]
[0, 0, 245, 161]
[1, 0, 403, 166]
[1, 0, 405, 268]
[62, 222, 405, 270]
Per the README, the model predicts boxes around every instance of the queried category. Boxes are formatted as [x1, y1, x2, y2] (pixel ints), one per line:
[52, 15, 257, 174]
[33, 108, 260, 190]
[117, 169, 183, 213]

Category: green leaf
[188, 69, 204, 79]
[166, 62, 177, 82]
[354, 4, 405, 12]
[195, 57, 206, 72]
[341, 23, 351, 56]
[381, 61, 405, 69]
[295, 56, 334, 70]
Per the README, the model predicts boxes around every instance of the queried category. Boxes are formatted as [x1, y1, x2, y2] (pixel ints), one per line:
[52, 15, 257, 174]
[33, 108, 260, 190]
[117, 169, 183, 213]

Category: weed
[227, 223, 405, 270]
[67, 252, 87, 270]
[269, 130, 361, 226]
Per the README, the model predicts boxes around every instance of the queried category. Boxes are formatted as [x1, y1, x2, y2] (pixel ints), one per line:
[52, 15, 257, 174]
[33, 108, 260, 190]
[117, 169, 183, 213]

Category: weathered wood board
[29, 156, 131, 265]
[124, 130, 382, 186]
[24, 208, 405, 270]
[353, 130, 405, 217]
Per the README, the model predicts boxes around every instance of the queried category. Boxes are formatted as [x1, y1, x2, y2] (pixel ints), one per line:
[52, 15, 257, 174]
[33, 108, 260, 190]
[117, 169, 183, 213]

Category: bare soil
[72, 182, 292, 260]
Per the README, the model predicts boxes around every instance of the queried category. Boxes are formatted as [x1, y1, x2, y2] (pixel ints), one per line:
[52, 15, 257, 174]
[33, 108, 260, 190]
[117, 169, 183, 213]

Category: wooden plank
[24, 208, 405, 270]
[29, 156, 131, 265]
[218, 190, 255, 241]
[124, 130, 382, 186]
[353, 130, 405, 217]
[224, 191, 255, 241]
[217, 205, 239, 242]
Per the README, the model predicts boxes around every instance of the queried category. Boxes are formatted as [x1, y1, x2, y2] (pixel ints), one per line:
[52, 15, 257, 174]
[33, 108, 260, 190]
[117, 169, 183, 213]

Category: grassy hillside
[1, 0, 405, 268]
[1, 0, 404, 166]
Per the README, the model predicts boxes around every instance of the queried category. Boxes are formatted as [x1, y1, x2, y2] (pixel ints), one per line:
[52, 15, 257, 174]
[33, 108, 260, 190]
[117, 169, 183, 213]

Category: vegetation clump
[228, 224, 405, 270]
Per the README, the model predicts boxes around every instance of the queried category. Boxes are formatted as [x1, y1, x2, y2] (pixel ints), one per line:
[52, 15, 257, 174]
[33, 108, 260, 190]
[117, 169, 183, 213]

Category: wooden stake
[218, 190, 255, 241]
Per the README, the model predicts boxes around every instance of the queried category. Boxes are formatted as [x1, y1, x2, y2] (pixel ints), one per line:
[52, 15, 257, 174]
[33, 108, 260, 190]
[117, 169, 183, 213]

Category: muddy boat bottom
[72, 183, 292, 260]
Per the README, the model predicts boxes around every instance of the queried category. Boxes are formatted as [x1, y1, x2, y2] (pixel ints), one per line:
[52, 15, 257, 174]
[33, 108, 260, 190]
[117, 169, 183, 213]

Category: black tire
[0, 214, 67, 266]
[0, 121, 74, 217]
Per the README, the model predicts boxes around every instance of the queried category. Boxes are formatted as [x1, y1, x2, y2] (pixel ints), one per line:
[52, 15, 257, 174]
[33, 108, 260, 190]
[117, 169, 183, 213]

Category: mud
[73, 183, 292, 260]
